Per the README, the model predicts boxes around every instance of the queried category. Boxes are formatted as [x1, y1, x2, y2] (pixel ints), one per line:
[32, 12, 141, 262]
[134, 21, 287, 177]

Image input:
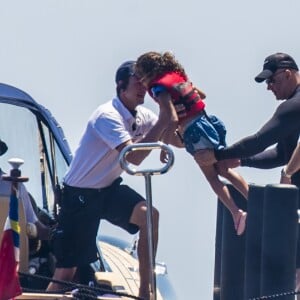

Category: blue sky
[1, 1, 300, 299]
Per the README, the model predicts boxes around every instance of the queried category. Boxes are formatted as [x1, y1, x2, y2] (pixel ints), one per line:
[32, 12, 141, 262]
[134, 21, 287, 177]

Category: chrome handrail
[119, 142, 174, 176]
[119, 142, 174, 300]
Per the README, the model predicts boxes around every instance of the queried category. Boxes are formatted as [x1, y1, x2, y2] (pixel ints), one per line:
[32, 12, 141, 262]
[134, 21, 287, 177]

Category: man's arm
[241, 135, 298, 169]
[280, 143, 300, 183]
[19, 185, 52, 240]
[164, 129, 185, 148]
[196, 101, 300, 165]
[157, 91, 179, 146]
[116, 92, 176, 165]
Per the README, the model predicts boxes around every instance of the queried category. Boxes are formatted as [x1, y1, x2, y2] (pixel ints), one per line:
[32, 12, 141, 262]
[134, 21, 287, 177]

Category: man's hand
[280, 175, 292, 184]
[193, 149, 217, 166]
[221, 158, 241, 169]
[280, 167, 292, 184]
[160, 149, 169, 163]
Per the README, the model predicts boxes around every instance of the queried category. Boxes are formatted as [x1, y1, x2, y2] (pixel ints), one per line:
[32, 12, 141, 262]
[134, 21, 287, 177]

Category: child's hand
[193, 86, 206, 99]
[160, 149, 169, 163]
[155, 90, 172, 107]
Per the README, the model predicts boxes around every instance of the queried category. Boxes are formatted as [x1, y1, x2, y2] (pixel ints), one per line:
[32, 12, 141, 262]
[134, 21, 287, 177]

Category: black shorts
[53, 177, 145, 268]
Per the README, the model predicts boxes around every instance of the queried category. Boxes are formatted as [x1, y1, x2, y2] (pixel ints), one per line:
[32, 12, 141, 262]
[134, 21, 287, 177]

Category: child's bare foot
[234, 210, 247, 235]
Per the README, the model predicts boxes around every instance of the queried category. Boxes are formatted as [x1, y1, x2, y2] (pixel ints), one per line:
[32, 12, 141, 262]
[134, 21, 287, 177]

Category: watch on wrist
[281, 167, 292, 179]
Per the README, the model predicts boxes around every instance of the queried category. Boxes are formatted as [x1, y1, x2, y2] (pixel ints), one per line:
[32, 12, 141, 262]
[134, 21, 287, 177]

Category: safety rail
[119, 142, 174, 300]
[119, 142, 174, 176]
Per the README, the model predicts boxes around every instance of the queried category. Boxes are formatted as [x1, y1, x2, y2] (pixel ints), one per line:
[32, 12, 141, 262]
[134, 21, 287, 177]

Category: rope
[249, 289, 300, 299]
[71, 288, 98, 300]
[22, 286, 98, 300]
[19, 271, 143, 299]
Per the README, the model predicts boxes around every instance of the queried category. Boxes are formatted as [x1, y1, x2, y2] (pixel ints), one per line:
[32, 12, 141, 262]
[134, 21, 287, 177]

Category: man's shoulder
[92, 98, 122, 118]
[292, 88, 300, 101]
[96, 98, 116, 112]
[275, 96, 300, 122]
[279, 92, 300, 109]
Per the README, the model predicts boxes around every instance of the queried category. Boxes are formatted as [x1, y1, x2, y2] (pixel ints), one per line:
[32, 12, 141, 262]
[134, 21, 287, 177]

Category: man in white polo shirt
[47, 61, 179, 299]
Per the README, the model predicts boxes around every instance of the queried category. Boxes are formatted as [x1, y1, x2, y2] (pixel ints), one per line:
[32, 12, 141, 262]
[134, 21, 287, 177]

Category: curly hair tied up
[135, 51, 187, 82]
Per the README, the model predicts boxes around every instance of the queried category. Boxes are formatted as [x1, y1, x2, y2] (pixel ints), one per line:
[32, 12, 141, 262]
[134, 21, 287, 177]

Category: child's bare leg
[200, 164, 239, 215]
[215, 161, 249, 199]
[199, 164, 246, 234]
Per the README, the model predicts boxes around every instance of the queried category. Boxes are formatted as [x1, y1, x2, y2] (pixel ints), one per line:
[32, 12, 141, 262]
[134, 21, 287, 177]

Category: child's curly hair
[135, 51, 188, 82]
[135, 51, 206, 99]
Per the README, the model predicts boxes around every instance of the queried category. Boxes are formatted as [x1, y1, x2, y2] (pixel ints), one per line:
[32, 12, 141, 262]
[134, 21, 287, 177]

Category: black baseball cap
[0, 139, 8, 156]
[255, 53, 299, 83]
[115, 61, 135, 84]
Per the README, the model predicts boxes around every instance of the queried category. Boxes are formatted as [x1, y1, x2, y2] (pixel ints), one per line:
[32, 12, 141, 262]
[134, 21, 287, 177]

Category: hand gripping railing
[119, 142, 174, 300]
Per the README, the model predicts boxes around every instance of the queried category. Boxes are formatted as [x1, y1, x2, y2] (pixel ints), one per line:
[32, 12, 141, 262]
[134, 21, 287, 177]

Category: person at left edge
[0, 138, 50, 240]
[46, 60, 181, 300]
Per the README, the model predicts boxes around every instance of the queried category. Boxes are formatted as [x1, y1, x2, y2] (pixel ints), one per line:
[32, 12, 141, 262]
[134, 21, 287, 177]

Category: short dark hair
[115, 61, 135, 96]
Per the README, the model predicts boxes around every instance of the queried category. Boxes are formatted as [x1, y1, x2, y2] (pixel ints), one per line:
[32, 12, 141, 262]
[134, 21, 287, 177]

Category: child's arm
[154, 90, 179, 144]
[152, 86, 184, 147]
[154, 90, 184, 163]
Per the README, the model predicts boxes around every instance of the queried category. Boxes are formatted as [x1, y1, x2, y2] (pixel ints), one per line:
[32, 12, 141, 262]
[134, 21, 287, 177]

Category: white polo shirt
[64, 97, 158, 188]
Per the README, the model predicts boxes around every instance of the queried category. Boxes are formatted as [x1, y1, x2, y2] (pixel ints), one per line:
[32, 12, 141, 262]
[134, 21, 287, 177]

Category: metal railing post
[119, 142, 174, 300]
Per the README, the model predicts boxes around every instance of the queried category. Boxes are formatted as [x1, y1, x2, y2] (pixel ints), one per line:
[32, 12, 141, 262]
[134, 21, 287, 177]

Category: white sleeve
[94, 112, 131, 149]
[18, 184, 38, 224]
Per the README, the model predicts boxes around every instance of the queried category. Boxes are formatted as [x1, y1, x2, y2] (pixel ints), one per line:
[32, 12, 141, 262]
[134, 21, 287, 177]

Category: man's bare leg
[46, 267, 76, 291]
[130, 202, 159, 300]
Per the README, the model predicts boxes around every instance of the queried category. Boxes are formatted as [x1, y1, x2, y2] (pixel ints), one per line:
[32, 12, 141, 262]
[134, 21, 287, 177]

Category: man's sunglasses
[266, 70, 286, 85]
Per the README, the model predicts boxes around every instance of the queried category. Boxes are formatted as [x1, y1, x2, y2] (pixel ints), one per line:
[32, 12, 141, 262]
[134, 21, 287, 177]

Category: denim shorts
[183, 113, 227, 155]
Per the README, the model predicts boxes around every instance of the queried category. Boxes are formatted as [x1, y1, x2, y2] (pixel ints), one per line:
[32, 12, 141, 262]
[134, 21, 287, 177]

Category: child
[135, 51, 248, 235]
